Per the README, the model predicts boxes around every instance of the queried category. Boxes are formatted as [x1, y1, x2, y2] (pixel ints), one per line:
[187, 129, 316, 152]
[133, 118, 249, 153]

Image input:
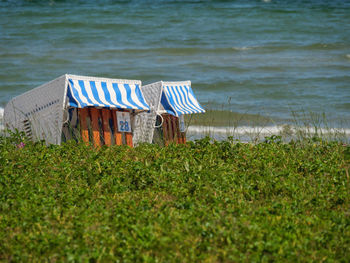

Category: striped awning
[161, 83, 205, 117]
[67, 78, 150, 111]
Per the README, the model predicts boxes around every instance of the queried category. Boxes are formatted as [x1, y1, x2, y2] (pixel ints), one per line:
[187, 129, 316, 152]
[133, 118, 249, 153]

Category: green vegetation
[186, 109, 273, 127]
[1, 133, 350, 262]
[186, 109, 350, 144]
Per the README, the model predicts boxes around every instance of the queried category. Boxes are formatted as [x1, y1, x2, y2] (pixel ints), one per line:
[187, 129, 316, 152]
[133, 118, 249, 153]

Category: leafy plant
[0, 135, 349, 262]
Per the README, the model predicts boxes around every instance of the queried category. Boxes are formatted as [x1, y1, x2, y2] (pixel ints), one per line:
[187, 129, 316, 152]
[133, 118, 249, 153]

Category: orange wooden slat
[125, 132, 133, 147]
[78, 108, 89, 145]
[181, 132, 187, 144]
[162, 114, 169, 146]
[169, 115, 174, 143]
[171, 115, 181, 144]
[167, 115, 174, 143]
[101, 109, 112, 146]
[89, 108, 101, 147]
[112, 109, 122, 146]
[173, 117, 182, 143]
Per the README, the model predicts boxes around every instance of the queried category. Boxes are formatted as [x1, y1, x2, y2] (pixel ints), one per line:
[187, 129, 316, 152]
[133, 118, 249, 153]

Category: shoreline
[187, 124, 350, 142]
[1, 107, 350, 143]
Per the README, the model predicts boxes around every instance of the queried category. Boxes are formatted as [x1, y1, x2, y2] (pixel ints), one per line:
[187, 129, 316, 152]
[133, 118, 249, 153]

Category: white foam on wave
[189, 125, 281, 135]
[0, 107, 4, 132]
[232, 46, 254, 51]
[187, 125, 350, 141]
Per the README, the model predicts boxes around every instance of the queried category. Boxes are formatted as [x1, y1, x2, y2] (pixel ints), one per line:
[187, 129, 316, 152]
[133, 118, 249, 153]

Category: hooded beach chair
[133, 81, 205, 146]
[3, 74, 150, 147]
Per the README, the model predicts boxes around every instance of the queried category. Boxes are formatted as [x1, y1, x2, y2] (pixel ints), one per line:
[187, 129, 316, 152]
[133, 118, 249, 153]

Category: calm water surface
[1, 0, 350, 127]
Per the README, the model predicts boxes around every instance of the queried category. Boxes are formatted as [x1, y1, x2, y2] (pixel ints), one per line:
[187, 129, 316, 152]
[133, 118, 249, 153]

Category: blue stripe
[78, 80, 95, 106]
[89, 81, 106, 107]
[67, 82, 80, 108]
[164, 88, 181, 117]
[172, 86, 193, 114]
[168, 86, 187, 115]
[161, 92, 176, 116]
[124, 84, 142, 110]
[174, 85, 203, 114]
[178, 85, 200, 113]
[101, 82, 116, 108]
[67, 78, 149, 111]
[160, 84, 205, 116]
[112, 83, 131, 109]
[164, 87, 181, 116]
[187, 85, 205, 112]
[135, 84, 150, 110]
[68, 79, 86, 108]
[169, 86, 191, 115]
[178, 85, 201, 113]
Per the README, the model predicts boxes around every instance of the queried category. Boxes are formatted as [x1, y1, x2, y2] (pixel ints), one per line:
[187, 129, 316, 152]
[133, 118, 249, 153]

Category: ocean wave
[187, 125, 350, 139]
[0, 107, 4, 132]
[94, 47, 242, 56]
[37, 22, 133, 31]
[91, 43, 347, 57]
[346, 54, 350, 59]
[235, 42, 347, 52]
[231, 46, 256, 51]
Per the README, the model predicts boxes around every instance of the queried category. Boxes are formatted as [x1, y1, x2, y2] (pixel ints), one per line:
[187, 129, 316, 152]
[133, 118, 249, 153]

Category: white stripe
[71, 79, 90, 106]
[180, 85, 203, 113]
[129, 84, 146, 110]
[94, 81, 113, 107]
[168, 87, 187, 115]
[106, 82, 124, 108]
[164, 87, 182, 115]
[68, 81, 82, 108]
[164, 87, 181, 115]
[166, 86, 191, 115]
[83, 80, 104, 107]
[173, 86, 192, 114]
[176, 85, 198, 113]
[68, 79, 150, 110]
[163, 85, 205, 115]
[188, 90, 205, 112]
[183, 86, 203, 113]
[119, 84, 135, 108]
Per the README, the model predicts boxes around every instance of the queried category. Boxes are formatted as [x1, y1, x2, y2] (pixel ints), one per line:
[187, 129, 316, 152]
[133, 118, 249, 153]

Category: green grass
[185, 109, 274, 127]
[1, 133, 350, 262]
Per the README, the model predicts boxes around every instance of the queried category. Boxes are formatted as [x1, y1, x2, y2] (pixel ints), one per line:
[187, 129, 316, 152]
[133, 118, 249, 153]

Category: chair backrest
[133, 82, 163, 145]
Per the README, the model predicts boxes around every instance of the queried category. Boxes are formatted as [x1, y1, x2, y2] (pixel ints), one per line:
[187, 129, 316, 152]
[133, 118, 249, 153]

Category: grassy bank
[185, 110, 350, 143]
[1, 134, 350, 262]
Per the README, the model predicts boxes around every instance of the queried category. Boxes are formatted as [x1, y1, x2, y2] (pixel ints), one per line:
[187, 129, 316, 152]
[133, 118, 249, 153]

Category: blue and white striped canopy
[67, 78, 150, 111]
[161, 84, 205, 117]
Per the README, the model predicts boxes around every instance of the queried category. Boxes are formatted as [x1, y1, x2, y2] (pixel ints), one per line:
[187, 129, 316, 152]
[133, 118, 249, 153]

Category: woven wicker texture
[133, 82, 163, 145]
[4, 75, 67, 145]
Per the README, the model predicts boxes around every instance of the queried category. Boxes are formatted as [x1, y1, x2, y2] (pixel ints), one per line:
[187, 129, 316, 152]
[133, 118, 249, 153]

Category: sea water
[1, 0, 349, 139]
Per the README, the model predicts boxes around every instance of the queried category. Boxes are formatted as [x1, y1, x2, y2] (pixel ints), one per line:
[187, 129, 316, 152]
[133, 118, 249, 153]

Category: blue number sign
[117, 112, 131, 132]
